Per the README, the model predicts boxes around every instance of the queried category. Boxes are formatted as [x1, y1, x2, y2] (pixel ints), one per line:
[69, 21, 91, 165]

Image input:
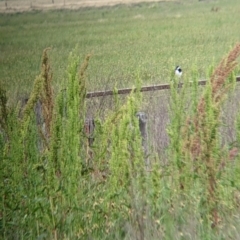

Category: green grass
[0, 0, 240, 98]
[1, 1, 240, 239]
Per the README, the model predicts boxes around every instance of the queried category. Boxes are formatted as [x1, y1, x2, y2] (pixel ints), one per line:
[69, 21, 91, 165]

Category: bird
[175, 66, 182, 77]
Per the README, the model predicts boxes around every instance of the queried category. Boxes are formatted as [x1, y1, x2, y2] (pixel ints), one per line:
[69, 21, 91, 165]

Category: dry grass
[182, 43, 240, 228]
[189, 43, 240, 161]
[0, 0, 175, 13]
[40, 48, 54, 139]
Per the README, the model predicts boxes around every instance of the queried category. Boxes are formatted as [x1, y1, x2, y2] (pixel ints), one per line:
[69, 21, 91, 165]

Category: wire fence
[84, 76, 240, 157]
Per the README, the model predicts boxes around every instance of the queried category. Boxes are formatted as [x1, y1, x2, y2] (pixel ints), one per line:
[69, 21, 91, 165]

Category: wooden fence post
[84, 118, 95, 165]
[84, 118, 95, 147]
[136, 112, 149, 169]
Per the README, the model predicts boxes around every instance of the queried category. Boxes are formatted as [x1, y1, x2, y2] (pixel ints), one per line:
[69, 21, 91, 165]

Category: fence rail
[86, 75, 240, 98]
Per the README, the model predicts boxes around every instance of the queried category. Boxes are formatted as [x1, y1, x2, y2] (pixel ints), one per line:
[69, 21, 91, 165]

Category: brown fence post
[84, 118, 95, 165]
[85, 118, 95, 147]
[136, 112, 149, 169]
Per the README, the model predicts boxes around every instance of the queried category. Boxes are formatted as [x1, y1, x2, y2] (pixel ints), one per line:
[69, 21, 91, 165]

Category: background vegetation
[0, 0, 240, 96]
[1, 0, 240, 239]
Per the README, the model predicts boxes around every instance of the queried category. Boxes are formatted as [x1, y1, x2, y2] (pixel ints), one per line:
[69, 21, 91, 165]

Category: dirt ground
[0, 0, 170, 13]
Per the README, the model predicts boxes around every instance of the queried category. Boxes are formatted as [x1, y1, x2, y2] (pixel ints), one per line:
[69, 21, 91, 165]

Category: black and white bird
[175, 66, 182, 77]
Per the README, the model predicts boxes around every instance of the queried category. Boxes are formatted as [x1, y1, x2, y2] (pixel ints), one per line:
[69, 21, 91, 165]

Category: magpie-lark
[175, 66, 182, 77]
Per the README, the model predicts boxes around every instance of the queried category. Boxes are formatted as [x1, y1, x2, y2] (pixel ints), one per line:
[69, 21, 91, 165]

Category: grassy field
[1, 0, 240, 239]
[0, 0, 240, 97]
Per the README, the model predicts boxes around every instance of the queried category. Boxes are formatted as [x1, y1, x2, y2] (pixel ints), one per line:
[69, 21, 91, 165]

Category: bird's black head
[175, 66, 182, 71]
[175, 66, 183, 78]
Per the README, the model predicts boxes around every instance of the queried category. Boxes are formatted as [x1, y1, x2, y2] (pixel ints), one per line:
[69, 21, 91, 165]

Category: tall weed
[167, 43, 240, 233]
[1, 44, 240, 239]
